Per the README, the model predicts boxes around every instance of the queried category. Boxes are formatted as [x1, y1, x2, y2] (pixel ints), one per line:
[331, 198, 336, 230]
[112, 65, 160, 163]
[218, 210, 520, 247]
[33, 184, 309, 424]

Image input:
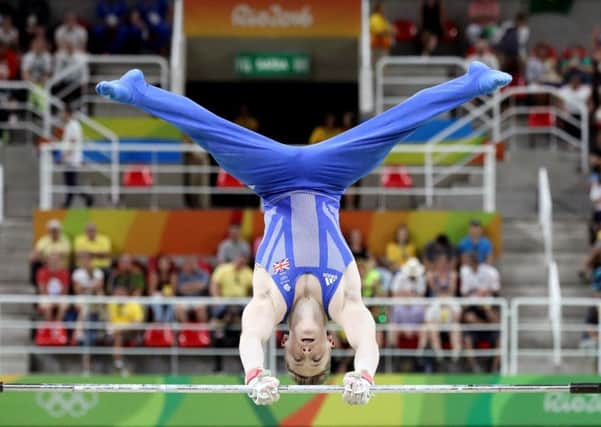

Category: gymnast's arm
[335, 296, 379, 377]
[239, 293, 279, 373]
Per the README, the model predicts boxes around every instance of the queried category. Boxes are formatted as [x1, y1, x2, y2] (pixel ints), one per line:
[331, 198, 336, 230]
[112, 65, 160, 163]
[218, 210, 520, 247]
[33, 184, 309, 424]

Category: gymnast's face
[282, 303, 334, 382]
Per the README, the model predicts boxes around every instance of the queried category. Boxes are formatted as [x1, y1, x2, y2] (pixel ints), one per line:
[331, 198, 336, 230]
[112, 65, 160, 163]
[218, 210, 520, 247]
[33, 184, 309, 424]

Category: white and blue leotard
[96, 62, 510, 318]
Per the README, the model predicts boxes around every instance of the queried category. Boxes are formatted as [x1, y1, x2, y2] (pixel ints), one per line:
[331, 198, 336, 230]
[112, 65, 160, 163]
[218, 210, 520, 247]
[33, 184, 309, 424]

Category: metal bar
[3, 382, 598, 394]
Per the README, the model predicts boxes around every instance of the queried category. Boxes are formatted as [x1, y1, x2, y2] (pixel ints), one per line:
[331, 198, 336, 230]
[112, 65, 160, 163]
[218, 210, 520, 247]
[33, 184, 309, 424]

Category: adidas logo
[323, 273, 338, 286]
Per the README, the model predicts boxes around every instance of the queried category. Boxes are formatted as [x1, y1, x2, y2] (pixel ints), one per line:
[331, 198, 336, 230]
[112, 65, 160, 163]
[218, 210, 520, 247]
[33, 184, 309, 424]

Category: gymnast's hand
[96, 69, 147, 104]
[467, 61, 513, 95]
[245, 369, 280, 405]
[342, 371, 373, 405]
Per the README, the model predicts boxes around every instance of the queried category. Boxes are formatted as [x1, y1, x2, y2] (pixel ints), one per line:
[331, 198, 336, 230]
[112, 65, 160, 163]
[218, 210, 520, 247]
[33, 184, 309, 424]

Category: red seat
[381, 166, 413, 188]
[178, 325, 211, 347]
[528, 112, 555, 128]
[394, 20, 417, 42]
[35, 324, 68, 346]
[443, 21, 459, 42]
[476, 340, 494, 349]
[397, 335, 419, 349]
[217, 169, 244, 188]
[123, 165, 153, 187]
[144, 326, 175, 347]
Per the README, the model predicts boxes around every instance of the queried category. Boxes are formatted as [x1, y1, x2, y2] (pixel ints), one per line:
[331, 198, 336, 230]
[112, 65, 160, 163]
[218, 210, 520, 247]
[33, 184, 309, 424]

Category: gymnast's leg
[96, 70, 296, 197]
[303, 62, 511, 194]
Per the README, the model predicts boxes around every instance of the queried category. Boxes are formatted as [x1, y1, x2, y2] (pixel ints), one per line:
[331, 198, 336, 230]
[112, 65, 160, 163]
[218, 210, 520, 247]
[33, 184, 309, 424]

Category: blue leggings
[125, 66, 488, 200]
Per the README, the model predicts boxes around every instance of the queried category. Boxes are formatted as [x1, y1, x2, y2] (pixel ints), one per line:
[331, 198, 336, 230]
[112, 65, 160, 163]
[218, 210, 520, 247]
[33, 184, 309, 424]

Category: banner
[184, 0, 361, 38]
[1, 374, 600, 426]
[33, 209, 501, 258]
[235, 52, 311, 77]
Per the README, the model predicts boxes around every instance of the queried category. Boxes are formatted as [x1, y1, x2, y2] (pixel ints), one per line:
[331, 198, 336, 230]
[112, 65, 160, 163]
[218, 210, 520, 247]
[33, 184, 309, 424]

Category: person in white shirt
[54, 39, 89, 104]
[460, 252, 500, 372]
[61, 105, 93, 207]
[558, 73, 591, 140]
[0, 16, 19, 50]
[466, 38, 500, 71]
[55, 12, 88, 52]
[21, 36, 52, 85]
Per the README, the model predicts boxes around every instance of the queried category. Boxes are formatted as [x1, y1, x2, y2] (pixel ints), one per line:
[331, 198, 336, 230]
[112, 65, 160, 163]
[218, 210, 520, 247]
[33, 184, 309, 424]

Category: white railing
[510, 298, 600, 375]
[38, 142, 496, 211]
[170, 0, 186, 95]
[538, 167, 562, 370]
[0, 295, 508, 375]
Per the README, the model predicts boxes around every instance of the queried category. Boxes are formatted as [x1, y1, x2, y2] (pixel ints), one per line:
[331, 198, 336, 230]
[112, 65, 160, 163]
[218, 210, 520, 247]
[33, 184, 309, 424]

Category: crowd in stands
[29, 217, 501, 375]
[0, 0, 171, 86]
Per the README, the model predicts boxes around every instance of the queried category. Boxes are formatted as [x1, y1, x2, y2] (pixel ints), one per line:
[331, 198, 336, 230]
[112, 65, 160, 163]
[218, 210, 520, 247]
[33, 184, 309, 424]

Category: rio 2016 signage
[184, 0, 361, 38]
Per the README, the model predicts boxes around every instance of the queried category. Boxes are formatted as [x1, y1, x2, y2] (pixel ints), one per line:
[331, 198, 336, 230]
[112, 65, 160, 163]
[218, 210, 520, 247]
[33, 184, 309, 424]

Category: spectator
[418, 0, 445, 56]
[72, 252, 105, 346]
[55, 12, 88, 52]
[526, 43, 561, 85]
[347, 228, 369, 261]
[217, 224, 250, 264]
[559, 45, 592, 79]
[385, 225, 416, 271]
[590, 174, 601, 241]
[423, 233, 456, 269]
[121, 9, 149, 54]
[147, 254, 177, 322]
[53, 39, 89, 104]
[0, 40, 18, 80]
[458, 219, 493, 264]
[0, 15, 19, 49]
[466, 38, 499, 70]
[74, 222, 112, 273]
[466, 0, 500, 46]
[426, 254, 458, 298]
[175, 256, 210, 323]
[558, 72, 591, 139]
[580, 293, 599, 355]
[234, 104, 259, 132]
[60, 105, 94, 208]
[92, 0, 129, 54]
[308, 113, 339, 145]
[389, 258, 426, 362]
[108, 254, 146, 296]
[210, 255, 252, 322]
[29, 219, 71, 284]
[494, 12, 529, 75]
[358, 259, 387, 346]
[135, 0, 170, 54]
[210, 255, 252, 298]
[21, 36, 51, 86]
[17, 0, 51, 49]
[107, 284, 144, 375]
[369, 2, 394, 63]
[36, 253, 70, 321]
[460, 252, 501, 371]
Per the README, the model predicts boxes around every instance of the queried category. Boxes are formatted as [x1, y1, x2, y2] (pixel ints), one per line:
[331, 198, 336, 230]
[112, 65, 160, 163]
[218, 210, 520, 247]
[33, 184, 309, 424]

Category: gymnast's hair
[286, 359, 331, 385]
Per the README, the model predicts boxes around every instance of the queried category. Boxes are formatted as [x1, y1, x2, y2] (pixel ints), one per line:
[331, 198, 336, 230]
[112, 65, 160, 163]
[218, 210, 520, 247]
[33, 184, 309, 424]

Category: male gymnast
[96, 61, 511, 406]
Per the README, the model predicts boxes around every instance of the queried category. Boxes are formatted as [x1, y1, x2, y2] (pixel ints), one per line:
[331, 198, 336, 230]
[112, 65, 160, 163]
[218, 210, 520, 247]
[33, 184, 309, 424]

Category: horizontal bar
[3, 382, 596, 394]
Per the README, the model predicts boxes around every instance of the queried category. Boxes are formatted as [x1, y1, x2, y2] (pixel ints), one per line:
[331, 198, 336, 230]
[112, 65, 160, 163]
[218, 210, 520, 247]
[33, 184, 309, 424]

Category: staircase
[496, 146, 594, 373]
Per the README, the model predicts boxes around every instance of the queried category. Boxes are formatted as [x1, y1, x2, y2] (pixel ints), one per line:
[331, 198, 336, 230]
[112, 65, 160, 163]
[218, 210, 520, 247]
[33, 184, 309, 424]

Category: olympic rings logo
[35, 391, 99, 418]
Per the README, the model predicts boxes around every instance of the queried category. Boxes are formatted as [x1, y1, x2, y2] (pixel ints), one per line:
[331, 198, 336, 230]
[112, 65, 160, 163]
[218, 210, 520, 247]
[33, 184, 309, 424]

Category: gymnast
[96, 61, 511, 406]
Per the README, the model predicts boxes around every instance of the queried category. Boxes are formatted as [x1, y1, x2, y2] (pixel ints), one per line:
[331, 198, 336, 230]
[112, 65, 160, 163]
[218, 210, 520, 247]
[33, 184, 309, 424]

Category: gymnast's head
[282, 298, 334, 385]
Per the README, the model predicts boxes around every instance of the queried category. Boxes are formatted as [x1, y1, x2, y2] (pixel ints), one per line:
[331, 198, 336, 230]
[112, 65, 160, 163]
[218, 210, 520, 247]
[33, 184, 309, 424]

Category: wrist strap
[361, 371, 374, 385]
[245, 368, 263, 384]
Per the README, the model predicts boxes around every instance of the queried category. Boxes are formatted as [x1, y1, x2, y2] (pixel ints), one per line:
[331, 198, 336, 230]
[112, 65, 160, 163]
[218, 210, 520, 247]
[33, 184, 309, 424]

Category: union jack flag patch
[272, 258, 290, 273]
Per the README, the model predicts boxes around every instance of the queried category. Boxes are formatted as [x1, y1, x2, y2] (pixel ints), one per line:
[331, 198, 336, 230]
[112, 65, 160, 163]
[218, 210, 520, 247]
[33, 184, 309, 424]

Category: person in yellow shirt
[385, 225, 416, 271]
[74, 222, 112, 270]
[210, 255, 253, 322]
[29, 219, 72, 286]
[370, 3, 394, 55]
[234, 104, 259, 132]
[108, 285, 144, 375]
[308, 113, 340, 144]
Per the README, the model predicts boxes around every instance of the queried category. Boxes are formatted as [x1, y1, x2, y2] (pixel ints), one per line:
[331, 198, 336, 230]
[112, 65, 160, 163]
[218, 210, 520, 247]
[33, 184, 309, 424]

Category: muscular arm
[239, 295, 279, 373]
[336, 297, 379, 377]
